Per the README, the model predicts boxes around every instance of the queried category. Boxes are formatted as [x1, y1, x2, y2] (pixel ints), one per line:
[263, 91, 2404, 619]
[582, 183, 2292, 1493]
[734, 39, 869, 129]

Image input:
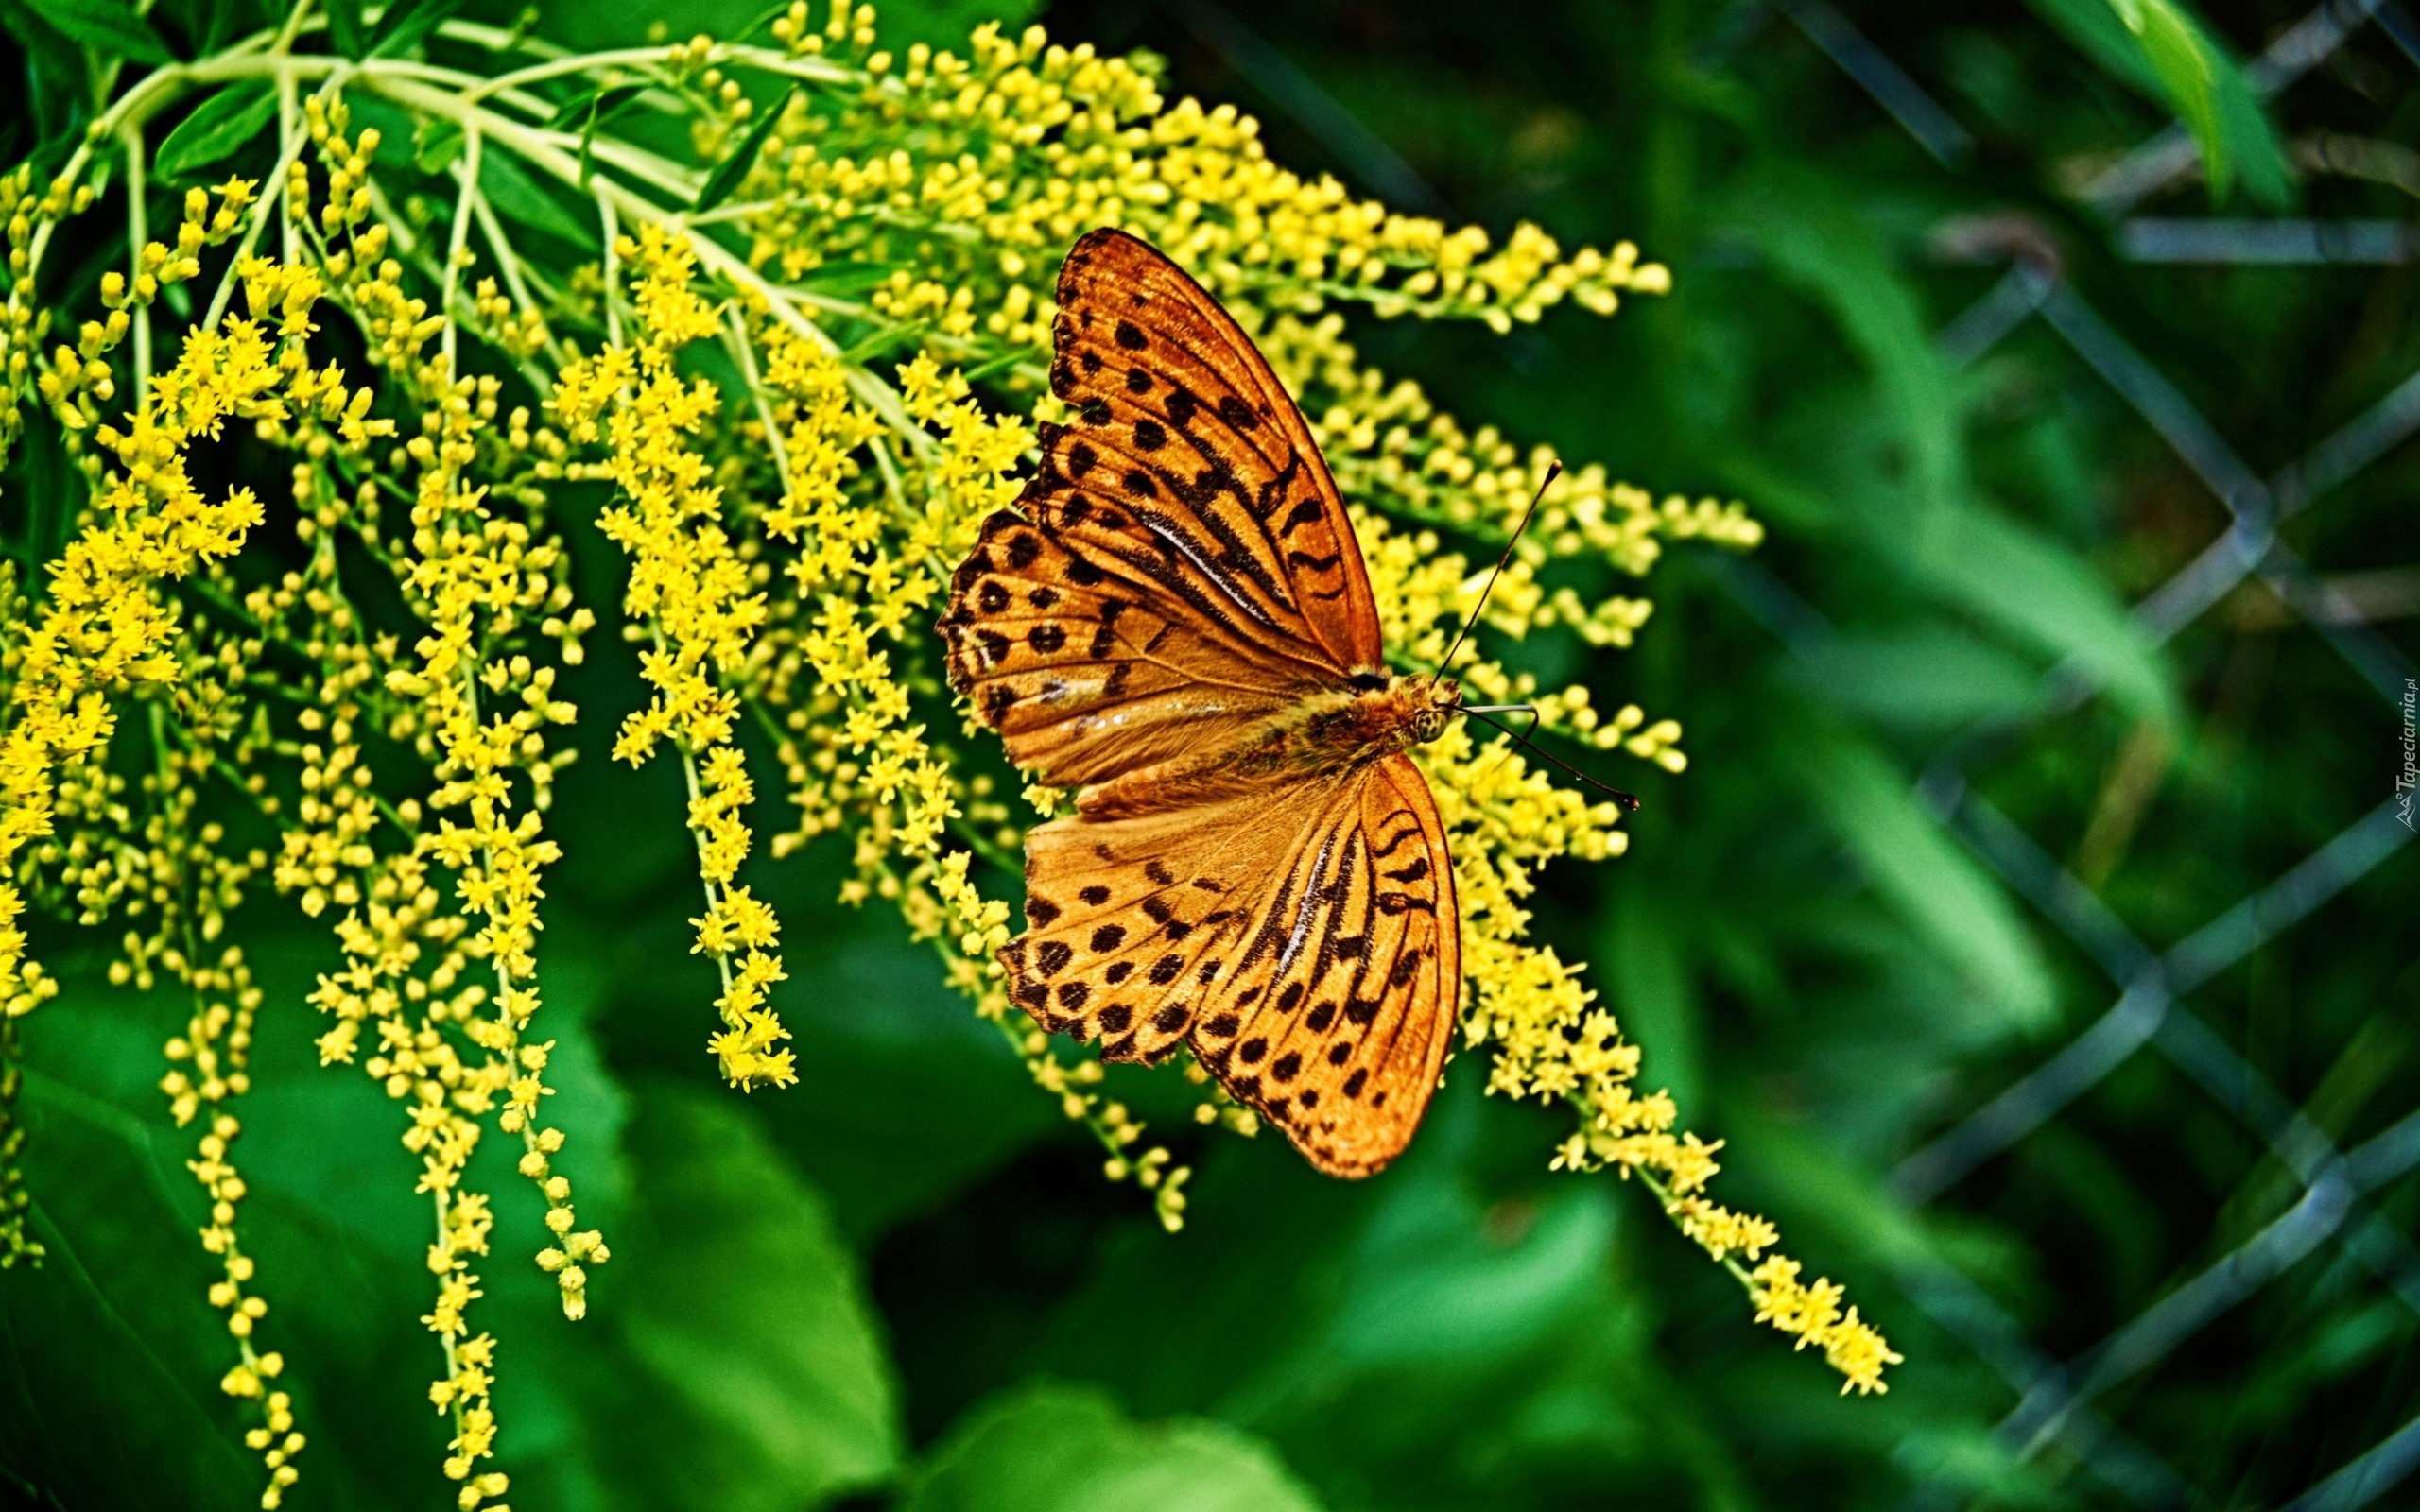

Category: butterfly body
[943, 229, 1467, 1177]
[1073, 672, 1461, 821]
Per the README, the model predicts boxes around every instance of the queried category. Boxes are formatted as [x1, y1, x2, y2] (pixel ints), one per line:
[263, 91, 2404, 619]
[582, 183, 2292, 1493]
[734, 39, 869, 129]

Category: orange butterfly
[943, 229, 1556, 1177]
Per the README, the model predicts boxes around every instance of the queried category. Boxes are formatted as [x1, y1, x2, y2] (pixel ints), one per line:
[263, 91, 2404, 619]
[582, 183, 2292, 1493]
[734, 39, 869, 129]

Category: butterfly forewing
[948, 228, 1465, 1178]
[1039, 229, 1384, 676]
[942, 509, 1299, 789]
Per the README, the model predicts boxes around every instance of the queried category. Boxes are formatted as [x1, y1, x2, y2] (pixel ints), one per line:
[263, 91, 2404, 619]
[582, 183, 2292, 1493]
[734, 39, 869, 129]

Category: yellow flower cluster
[0, 8, 1898, 1492]
[1341, 497, 1898, 1395]
[556, 225, 800, 1091]
[735, 9, 1666, 352]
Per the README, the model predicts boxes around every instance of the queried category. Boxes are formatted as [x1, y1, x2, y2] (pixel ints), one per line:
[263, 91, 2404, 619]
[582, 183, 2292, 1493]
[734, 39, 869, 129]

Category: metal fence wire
[1155, 0, 2420, 1506]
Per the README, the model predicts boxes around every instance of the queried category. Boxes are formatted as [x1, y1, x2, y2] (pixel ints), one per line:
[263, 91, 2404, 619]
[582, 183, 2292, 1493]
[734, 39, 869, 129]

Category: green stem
[122, 129, 151, 408]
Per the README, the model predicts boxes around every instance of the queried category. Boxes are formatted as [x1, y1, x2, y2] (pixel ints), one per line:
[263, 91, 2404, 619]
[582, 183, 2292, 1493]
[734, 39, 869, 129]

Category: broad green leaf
[323, 0, 363, 58]
[1025, 1105, 1619, 1491]
[906, 1382, 1324, 1512]
[4, 1059, 259, 1510]
[154, 82, 278, 180]
[22, 0, 170, 62]
[598, 1084, 901, 1510]
[694, 85, 796, 213]
[1794, 724, 2056, 1035]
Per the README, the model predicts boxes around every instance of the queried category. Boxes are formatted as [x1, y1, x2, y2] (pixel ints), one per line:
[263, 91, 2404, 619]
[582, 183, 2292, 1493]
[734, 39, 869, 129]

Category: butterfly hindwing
[1002, 755, 1460, 1177]
[1189, 754, 1460, 1177]
[1006, 789, 1301, 1067]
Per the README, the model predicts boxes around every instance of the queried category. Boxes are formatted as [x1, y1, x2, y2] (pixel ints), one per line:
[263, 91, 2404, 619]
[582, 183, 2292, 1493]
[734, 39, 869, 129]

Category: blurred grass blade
[2025, 0, 2290, 205]
[1790, 627, 2046, 732]
[2113, 0, 2226, 198]
[22, 0, 171, 63]
[154, 81, 277, 180]
[1904, 501, 2182, 735]
[1743, 183, 1964, 515]
[695, 86, 795, 213]
[1607, 893, 1703, 1113]
[1795, 724, 2057, 1035]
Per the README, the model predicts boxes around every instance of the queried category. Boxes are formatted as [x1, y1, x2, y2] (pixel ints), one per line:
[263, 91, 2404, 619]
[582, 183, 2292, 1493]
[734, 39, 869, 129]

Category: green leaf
[1606, 891, 1703, 1114]
[2111, 0, 2226, 197]
[694, 85, 796, 214]
[1794, 724, 2057, 1036]
[21, 0, 170, 63]
[413, 117, 464, 175]
[367, 0, 458, 58]
[482, 146, 598, 250]
[1900, 500, 2180, 736]
[2023, 0, 2290, 205]
[323, 0, 362, 57]
[1741, 180, 1964, 517]
[0, 0, 91, 161]
[547, 82, 651, 131]
[154, 82, 278, 181]
[906, 1382, 1325, 1512]
[3, 1071, 258, 1511]
[1789, 627, 2046, 732]
[598, 1084, 901, 1510]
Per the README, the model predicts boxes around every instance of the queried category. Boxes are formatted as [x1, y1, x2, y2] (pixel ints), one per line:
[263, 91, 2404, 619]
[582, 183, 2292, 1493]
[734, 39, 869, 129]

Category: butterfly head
[1406, 673, 1461, 745]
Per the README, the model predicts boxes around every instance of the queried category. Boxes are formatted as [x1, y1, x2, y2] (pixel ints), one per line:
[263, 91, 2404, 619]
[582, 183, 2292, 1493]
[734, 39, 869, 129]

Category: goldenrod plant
[0, 4, 1895, 1507]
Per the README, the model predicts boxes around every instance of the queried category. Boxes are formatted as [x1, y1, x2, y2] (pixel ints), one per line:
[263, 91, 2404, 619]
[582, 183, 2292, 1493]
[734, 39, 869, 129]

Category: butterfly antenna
[1437, 460, 1561, 673]
[1464, 710, 1643, 813]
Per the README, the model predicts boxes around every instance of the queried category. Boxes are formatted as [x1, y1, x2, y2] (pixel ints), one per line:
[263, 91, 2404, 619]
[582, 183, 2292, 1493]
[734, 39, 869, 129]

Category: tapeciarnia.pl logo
[2399, 678, 2417, 832]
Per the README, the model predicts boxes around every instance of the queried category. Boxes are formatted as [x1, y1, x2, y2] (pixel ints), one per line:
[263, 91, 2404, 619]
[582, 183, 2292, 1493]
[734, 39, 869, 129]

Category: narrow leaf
[2113, 0, 2228, 198]
[153, 81, 277, 180]
[2024, 0, 2291, 206]
[412, 117, 463, 175]
[547, 81, 649, 130]
[367, 0, 458, 58]
[482, 146, 597, 249]
[694, 85, 795, 214]
[323, 0, 363, 58]
[21, 0, 171, 63]
[1795, 726, 2058, 1037]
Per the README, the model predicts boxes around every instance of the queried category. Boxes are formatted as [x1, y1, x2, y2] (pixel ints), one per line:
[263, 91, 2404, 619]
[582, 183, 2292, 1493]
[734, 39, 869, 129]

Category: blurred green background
[6, 0, 2419, 1508]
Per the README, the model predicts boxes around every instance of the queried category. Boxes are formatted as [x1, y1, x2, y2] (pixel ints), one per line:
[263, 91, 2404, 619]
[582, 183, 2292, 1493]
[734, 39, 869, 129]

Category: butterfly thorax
[1076, 673, 1460, 820]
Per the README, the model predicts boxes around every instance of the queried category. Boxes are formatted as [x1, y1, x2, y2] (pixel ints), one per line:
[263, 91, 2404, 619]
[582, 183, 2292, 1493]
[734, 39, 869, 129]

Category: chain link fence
[1152, 1, 2420, 1504]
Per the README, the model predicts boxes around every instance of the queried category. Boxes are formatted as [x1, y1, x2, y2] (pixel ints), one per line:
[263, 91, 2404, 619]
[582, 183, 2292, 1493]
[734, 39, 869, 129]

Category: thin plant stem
[441, 127, 483, 376]
[122, 129, 151, 409]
